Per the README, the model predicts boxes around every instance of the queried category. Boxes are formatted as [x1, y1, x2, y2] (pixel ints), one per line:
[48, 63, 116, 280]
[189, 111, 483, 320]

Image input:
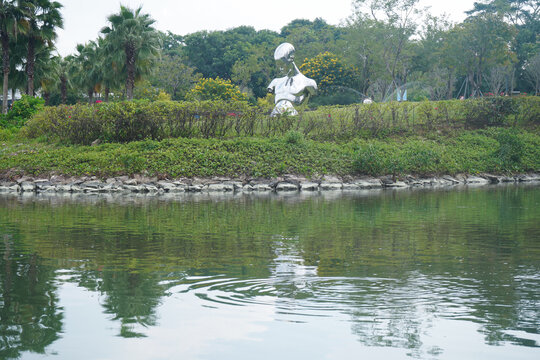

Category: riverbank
[2, 126, 540, 179]
[1, 172, 539, 195]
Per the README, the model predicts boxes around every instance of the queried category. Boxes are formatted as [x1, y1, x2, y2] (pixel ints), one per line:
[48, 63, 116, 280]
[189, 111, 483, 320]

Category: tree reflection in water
[0, 234, 63, 359]
[0, 186, 538, 358]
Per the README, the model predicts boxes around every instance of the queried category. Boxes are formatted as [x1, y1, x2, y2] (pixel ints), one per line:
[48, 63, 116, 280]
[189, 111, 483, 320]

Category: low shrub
[2, 95, 45, 128]
[22, 97, 540, 145]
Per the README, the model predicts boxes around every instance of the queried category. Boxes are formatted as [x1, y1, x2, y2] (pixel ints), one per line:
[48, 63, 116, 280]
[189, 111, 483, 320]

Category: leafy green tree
[300, 52, 358, 92]
[455, 13, 516, 96]
[151, 54, 201, 100]
[187, 77, 247, 101]
[466, 0, 539, 92]
[349, 0, 423, 99]
[20, 0, 63, 96]
[101, 5, 160, 100]
[0, 0, 25, 114]
[524, 52, 540, 94]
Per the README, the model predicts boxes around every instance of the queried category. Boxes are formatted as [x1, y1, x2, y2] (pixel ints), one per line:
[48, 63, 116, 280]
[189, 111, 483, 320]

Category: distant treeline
[1, 0, 539, 111]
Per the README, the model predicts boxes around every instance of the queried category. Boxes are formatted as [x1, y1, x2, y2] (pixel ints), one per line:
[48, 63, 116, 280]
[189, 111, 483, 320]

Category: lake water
[0, 185, 539, 359]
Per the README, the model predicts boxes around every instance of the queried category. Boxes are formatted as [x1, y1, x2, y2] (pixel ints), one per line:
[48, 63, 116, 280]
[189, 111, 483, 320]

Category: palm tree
[101, 5, 160, 100]
[95, 36, 121, 102]
[57, 55, 74, 104]
[72, 41, 101, 104]
[0, 0, 24, 113]
[20, 0, 63, 96]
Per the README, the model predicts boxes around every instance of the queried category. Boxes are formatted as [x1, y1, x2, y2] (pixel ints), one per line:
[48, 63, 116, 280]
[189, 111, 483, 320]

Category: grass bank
[1, 127, 539, 179]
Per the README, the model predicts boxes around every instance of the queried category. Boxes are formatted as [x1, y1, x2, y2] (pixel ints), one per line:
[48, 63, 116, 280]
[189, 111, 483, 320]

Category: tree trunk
[1, 31, 10, 114]
[125, 43, 136, 100]
[87, 89, 93, 104]
[43, 92, 50, 106]
[60, 75, 67, 104]
[104, 87, 110, 102]
[27, 36, 36, 96]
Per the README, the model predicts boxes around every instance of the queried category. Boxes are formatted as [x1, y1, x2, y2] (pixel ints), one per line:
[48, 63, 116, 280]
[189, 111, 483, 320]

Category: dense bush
[0, 95, 45, 129]
[187, 77, 247, 102]
[22, 97, 540, 145]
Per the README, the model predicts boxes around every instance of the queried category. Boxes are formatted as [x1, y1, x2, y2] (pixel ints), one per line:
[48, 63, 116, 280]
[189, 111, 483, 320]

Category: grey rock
[9, 184, 20, 192]
[206, 183, 234, 192]
[56, 184, 72, 192]
[276, 182, 299, 191]
[483, 174, 500, 184]
[227, 181, 244, 191]
[342, 183, 361, 190]
[517, 174, 540, 182]
[466, 176, 489, 184]
[82, 181, 103, 188]
[122, 184, 140, 192]
[35, 181, 52, 189]
[17, 176, 33, 184]
[300, 182, 319, 191]
[20, 182, 36, 192]
[124, 179, 138, 186]
[319, 182, 343, 190]
[187, 184, 204, 192]
[322, 175, 341, 183]
[442, 175, 461, 184]
[500, 176, 516, 183]
[169, 186, 186, 193]
[144, 185, 159, 193]
[242, 184, 255, 192]
[354, 179, 382, 189]
[253, 183, 273, 192]
[383, 181, 408, 188]
[70, 185, 84, 193]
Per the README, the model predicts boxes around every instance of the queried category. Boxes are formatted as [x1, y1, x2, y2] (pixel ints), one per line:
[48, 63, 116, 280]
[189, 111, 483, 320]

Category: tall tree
[100, 5, 159, 100]
[351, 0, 423, 98]
[20, 0, 63, 96]
[0, 0, 24, 113]
[72, 41, 101, 103]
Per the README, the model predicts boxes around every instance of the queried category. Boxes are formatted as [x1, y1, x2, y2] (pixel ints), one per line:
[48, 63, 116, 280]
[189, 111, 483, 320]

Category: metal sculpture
[268, 43, 317, 116]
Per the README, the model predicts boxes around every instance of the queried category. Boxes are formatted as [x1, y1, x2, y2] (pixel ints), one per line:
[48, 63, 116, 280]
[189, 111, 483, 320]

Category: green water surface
[0, 185, 539, 359]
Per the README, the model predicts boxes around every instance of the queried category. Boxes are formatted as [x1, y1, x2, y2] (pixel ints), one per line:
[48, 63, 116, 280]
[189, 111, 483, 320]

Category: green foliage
[21, 97, 540, 146]
[494, 128, 524, 171]
[300, 52, 358, 92]
[187, 78, 248, 102]
[1, 95, 45, 128]
[2, 126, 539, 178]
[283, 130, 305, 145]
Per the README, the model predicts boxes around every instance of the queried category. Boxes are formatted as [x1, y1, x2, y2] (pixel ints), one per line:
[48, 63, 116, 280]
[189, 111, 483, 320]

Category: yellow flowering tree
[300, 52, 358, 93]
[187, 77, 247, 101]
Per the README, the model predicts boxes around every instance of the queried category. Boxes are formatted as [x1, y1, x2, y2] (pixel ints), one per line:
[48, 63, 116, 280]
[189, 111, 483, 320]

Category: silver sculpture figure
[268, 43, 317, 116]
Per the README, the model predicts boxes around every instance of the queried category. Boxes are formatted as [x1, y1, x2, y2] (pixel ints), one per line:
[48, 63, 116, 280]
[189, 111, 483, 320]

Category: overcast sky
[55, 0, 476, 56]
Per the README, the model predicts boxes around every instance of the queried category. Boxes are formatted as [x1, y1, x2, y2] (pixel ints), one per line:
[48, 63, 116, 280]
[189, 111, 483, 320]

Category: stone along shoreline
[1, 173, 539, 196]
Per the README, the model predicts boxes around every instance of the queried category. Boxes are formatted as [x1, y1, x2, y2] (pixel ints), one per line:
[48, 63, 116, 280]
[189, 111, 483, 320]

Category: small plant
[494, 128, 524, 171]
[283, 130, 304, 145]
[353, 143, 387, 175]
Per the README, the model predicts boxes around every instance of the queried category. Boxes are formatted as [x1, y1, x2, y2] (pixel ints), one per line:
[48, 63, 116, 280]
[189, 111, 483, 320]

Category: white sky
[55, 0, 477, 56]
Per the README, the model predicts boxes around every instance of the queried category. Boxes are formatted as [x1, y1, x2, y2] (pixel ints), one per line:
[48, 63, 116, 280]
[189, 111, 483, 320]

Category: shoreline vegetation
[0, 98, 539, 190]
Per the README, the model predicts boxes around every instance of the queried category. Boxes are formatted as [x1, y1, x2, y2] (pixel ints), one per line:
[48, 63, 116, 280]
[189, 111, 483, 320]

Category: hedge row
[2, 128, 539, 177]
[22, 97, 540, 144]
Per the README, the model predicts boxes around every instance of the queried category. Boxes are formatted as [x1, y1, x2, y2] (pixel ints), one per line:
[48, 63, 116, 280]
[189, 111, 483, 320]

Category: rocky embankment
[1, 173, 539, 195]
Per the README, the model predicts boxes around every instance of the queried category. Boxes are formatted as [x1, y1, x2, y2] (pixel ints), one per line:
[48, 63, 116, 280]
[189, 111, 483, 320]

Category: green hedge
[2, 128, 539, 177]
[22, 97, 540, 144]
